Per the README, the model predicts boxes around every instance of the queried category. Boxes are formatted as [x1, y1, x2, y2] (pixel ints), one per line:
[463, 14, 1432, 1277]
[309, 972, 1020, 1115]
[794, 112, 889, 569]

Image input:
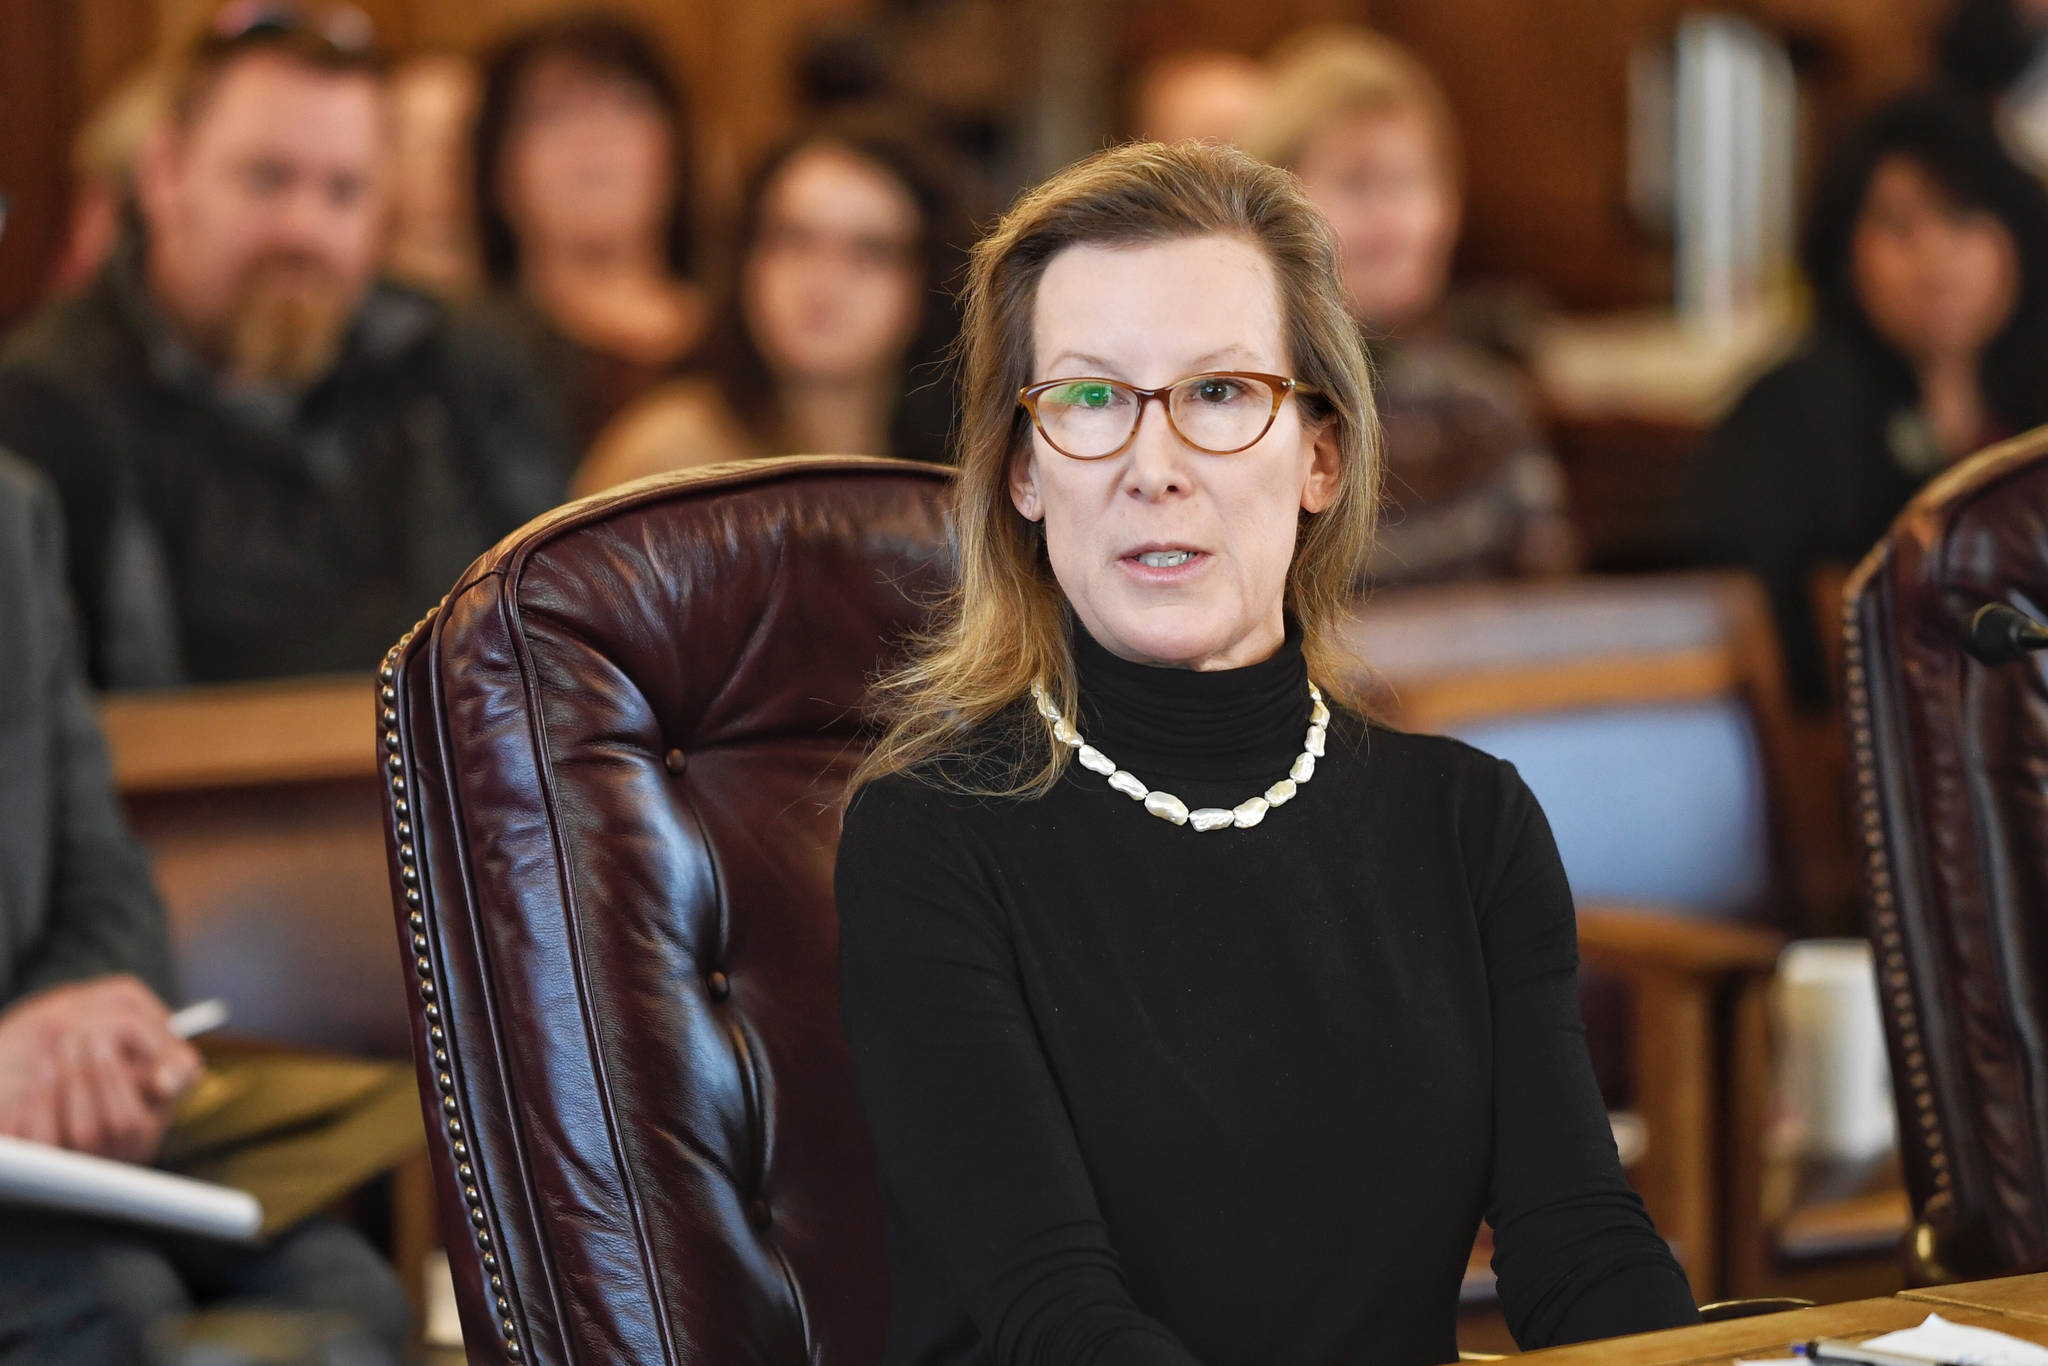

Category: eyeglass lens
[1033, 375, 1279, 458]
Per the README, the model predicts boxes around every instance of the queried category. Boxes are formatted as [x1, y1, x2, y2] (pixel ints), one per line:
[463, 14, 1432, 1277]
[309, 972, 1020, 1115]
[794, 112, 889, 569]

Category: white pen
[167, 999, 231, 1041]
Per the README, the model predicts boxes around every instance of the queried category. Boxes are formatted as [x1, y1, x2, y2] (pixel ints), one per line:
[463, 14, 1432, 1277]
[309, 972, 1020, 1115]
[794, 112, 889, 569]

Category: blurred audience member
[578, 117, 962, 491]
[0, 12, 564, 688]
[386, 49, 480, 299]
[467, 14, 705, 455]
[0, 450, 410, 1366]
[1692, 92, 2048, 707]
[1128, 50, 1269, 145]
[49, 68, 169, 298]
[1244, 28, 1579, 588]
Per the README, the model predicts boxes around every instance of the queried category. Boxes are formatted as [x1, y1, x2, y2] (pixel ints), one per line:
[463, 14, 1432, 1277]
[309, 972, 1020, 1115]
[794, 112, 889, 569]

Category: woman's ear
[1009, 444, 1044, 522]
[1300, 419, 1342, 514]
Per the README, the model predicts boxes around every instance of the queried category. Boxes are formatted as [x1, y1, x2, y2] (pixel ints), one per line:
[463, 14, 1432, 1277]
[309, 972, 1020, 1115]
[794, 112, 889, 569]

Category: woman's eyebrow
[1186, 345, 1263, 369]
[1044, 352, 1122, 375]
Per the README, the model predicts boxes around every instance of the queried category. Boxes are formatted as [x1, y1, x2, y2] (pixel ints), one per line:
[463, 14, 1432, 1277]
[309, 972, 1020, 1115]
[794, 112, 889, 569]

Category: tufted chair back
[376, 456, 955, 1364]
[1843, 426, 2048, 1281]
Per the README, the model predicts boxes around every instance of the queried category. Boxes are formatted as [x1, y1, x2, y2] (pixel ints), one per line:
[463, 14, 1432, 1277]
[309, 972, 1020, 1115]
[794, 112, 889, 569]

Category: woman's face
[744, 145, 924, 384]
[502, 56, 674, 261]
[390, 57, 476, 249]
[1291, 103, 1459, 332]
[1852, 155, 2019, 369]
[1011, 234, 1341, 672]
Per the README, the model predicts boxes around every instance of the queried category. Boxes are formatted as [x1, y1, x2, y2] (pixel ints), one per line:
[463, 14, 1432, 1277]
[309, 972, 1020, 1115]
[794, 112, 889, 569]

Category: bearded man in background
[0, 11, 566, 687]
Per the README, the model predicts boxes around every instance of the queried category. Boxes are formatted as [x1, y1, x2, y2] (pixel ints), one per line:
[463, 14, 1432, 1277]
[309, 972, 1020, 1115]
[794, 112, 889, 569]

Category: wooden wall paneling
[0, 0, 80, 326]
[1371, 0, 1684, 310]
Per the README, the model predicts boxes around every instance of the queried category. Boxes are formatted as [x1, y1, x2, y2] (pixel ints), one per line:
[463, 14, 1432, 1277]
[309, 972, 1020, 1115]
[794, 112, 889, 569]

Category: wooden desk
[1901, 1271, 2048, 1325]
[1486, 1275, 2048, 1365]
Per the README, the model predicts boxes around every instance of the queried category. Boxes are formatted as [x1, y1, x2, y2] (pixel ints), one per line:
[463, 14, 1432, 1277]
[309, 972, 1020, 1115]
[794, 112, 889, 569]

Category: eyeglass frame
[1016, 371, 1322, 460]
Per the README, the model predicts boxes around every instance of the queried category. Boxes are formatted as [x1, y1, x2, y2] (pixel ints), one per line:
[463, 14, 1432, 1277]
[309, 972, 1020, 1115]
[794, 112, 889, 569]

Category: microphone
[1962, 603, 2048, 665]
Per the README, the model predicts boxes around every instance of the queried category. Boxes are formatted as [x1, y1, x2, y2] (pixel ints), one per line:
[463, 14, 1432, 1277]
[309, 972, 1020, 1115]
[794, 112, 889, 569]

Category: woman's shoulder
[1720, 333, 1883, 435]
[1341, 717, 1565, 915]
[843, 744, 1033, 831]
[574, 377, 761, 494]
[1340, 713, 1542, 830]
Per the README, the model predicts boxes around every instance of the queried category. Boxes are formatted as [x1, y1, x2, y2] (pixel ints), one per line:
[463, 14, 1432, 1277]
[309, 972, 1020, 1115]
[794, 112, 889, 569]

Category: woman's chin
[1090, 611, 1265, 672]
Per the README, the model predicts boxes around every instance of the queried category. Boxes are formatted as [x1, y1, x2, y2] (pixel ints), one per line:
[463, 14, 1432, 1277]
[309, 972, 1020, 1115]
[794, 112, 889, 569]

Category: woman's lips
[1118, 548, 1210, 583]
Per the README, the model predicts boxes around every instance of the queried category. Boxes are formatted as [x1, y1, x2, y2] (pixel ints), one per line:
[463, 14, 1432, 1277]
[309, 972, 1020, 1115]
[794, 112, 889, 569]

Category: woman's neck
[521, 243, 701, 364]
[1917, 356, 1992, 460]
[777, 372, 896, 457]
[1071, 616, 1312, 781]
[526, 233, 663, 283]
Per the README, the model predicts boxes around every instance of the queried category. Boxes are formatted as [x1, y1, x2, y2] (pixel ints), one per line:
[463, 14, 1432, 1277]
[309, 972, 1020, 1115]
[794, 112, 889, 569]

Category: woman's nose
[1123, 396, 1190, 497]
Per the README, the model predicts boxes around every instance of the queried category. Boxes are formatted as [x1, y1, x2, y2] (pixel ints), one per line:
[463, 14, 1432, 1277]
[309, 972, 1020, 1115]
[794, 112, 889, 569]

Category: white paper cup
[1773, 939, 1898, 1161]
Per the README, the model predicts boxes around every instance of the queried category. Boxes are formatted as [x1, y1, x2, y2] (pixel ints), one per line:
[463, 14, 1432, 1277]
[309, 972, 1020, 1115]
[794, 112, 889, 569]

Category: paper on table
[1734, 1313, 2048, 1366]
[0, 1133, 262, 1240]
[1862, 1314, 2048, 1365]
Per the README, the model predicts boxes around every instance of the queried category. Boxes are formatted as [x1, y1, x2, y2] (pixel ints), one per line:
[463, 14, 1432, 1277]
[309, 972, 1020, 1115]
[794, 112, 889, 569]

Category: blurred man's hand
[0, 975, 203, 1162]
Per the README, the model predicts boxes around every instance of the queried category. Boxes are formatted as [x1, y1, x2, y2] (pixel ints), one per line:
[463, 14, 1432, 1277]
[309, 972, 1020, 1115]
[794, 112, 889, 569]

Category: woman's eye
[1054, 382, 1119, 408]
[1194, 378, 1241, 404]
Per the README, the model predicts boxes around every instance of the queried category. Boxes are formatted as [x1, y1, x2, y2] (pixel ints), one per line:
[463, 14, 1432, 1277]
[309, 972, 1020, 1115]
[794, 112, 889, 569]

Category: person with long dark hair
[464, 13, 705, 457]
[575, 115, 963, 490]
[1692, 91, 2048, 707]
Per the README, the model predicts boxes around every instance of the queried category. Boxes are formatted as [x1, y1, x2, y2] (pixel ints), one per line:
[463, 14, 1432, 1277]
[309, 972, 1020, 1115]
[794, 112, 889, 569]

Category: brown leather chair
[375, 456, 954, 1364]
[1842, 425, 2048, 1283]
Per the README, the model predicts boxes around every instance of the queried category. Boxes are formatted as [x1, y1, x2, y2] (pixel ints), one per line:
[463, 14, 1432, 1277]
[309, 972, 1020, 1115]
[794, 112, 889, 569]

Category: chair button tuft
[664, 748, 687, 775]
[707, 970, 731, 1001]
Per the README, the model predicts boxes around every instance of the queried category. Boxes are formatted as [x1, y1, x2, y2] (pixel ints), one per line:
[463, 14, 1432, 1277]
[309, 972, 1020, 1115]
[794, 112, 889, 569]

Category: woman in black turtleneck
[834, 141, 1699, 1366]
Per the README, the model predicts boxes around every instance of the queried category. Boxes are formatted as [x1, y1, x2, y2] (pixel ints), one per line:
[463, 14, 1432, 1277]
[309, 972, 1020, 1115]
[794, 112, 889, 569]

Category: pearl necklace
[1030, 680, 1329, 832]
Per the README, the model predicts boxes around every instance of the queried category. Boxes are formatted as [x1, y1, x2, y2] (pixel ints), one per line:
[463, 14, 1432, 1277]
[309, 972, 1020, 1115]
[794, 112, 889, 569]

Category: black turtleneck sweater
[835, 626, 1700, 1366]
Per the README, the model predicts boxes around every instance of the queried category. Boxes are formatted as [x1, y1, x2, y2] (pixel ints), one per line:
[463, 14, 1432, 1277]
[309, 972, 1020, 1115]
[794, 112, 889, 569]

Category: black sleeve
[835, 780, 1205, 1366]
[1472, 760, 1700, 1349]
[9, 465, 177, 1003]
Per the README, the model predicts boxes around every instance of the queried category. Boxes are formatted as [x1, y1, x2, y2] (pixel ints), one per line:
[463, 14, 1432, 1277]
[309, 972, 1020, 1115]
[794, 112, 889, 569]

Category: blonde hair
[1240, 27, 1462, 181]
[854, 139, 1382, 799]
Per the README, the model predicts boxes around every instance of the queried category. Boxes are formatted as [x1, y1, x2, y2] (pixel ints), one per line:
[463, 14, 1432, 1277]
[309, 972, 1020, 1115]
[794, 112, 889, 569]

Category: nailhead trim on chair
[1840, 592, 1953, 1211]
[382, 603, 528, 1362]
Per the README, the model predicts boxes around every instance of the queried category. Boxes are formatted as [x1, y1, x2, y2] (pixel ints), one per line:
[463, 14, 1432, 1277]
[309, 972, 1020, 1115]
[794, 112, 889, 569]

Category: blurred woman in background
[1243, 28, 1579, 588]
[468, 14, 706, 457]
[385, 50, 480, 300]
[577, 116, 962, 491]
[1692, 92, 2048, 708]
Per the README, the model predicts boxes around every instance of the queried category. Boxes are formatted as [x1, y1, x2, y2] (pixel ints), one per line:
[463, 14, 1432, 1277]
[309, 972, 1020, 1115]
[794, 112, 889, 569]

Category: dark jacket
[0, 450, 175, 1006]
[1688, 333, 1948, 709]
[0, 238, 568, 687]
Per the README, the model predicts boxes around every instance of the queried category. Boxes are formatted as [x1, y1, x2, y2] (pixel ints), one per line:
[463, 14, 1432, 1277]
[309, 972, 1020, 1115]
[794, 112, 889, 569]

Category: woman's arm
[1472, 760, 1702, 1349]
[836, 779, 1204, 1366]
